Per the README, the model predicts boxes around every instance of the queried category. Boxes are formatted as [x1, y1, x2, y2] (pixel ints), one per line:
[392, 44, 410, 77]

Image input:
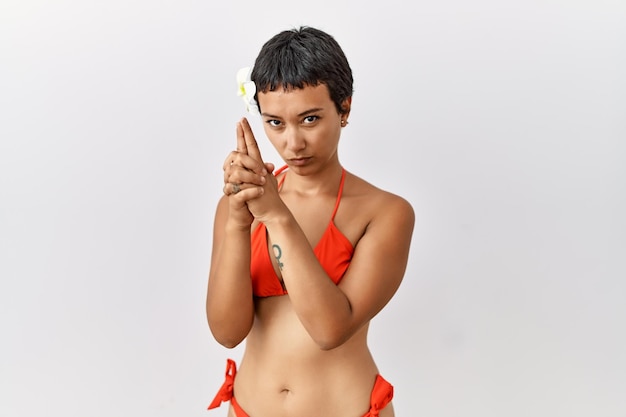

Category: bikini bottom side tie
[362, 374, 394, 417]
[207, 359, 248, 417]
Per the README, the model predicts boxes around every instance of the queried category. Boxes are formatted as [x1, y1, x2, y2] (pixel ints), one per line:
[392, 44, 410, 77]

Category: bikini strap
[331, 168, 346, 221]
[275, 164, 289, 188]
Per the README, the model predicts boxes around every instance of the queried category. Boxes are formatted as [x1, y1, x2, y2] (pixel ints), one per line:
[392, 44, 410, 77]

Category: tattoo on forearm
[272, 244, 284, 270]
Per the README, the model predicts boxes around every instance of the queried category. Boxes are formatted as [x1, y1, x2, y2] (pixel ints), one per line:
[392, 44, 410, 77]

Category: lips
[288, 157, 311, 166]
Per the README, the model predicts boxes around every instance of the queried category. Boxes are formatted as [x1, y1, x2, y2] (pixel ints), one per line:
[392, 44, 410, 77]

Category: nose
[285, 125, 306, 152]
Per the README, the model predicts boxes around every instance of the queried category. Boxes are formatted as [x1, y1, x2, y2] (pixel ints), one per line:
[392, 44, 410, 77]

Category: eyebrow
[262, 107, 325, 119]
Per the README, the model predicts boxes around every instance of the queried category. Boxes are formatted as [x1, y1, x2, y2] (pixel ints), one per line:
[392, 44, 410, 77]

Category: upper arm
[338, 195, 415, 332]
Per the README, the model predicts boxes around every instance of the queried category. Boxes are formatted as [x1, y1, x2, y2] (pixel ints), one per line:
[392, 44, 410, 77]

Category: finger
[225, 161, 267, 185]
[223, 151, 239, 171]
[240, 117, 263, 163]
[223, 182, 264, 199]
[223, 182, 244, 196]
[238, 153, 267, 175]
[236, 121, 248, 155]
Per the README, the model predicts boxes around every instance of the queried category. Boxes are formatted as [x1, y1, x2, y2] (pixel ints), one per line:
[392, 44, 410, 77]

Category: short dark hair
[251, 26, 353, 115]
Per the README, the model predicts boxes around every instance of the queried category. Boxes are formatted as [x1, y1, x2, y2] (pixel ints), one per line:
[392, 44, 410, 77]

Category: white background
[1, 1, 625, 416]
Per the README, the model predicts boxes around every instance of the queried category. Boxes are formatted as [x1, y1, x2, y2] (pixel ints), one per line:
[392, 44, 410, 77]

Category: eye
[303, 115, 318, 124]
[266, 119, 282, 127]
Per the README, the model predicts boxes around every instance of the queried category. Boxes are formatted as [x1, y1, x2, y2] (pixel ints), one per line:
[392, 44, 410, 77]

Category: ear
[340, 96, 352, 117]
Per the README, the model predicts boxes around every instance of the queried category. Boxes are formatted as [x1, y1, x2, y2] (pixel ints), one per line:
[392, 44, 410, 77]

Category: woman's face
[258, 84, 350, 174]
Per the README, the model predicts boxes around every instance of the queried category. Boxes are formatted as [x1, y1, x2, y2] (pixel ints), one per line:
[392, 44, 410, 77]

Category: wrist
[224, 219, 253, 233]
[261, 209, 293, 229]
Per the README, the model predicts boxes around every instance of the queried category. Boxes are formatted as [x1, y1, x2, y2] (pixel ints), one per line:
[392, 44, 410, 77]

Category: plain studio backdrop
[1, 1, 625, 416]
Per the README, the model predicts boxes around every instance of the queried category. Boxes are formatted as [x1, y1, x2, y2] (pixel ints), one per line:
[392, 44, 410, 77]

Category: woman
[206, 26, 415, 417]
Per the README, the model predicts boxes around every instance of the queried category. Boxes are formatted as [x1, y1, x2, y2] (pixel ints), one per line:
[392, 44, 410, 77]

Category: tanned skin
[207, 84, 414, 417]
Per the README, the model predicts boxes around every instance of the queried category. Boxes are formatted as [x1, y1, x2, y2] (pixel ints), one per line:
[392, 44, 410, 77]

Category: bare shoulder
[337, 171, 415, 246]
[344, 171, 414, 221]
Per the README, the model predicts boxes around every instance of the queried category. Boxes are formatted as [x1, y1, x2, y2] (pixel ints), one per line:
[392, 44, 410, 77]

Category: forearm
[206, 224, 254, 348]
[264, 215, 354, 349]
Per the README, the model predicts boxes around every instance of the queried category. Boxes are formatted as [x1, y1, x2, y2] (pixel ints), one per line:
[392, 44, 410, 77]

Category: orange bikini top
[250, 165, 354, 297]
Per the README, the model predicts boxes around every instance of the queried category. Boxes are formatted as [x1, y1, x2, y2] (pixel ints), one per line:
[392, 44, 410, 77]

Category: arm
[205, 122, 269, 348]
[263, 195, 415, 350]
[206, 196, 255, 348]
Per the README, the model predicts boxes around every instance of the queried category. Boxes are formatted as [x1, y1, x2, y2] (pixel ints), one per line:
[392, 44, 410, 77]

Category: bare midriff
[231, 296, 394, 417]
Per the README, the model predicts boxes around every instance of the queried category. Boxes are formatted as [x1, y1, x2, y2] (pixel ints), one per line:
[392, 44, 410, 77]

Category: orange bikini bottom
[208, 359, 393, 417]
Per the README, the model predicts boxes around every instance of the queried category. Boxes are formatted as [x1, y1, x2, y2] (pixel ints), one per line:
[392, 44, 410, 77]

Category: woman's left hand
[233, 118, 285, 222]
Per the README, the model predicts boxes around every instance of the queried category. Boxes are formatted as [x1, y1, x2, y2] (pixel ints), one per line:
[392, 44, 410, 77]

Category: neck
[281, 161, 344, 197]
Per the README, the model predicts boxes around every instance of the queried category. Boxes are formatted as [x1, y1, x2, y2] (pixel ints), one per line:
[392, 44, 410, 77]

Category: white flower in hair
[236, 67, 259, 115]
